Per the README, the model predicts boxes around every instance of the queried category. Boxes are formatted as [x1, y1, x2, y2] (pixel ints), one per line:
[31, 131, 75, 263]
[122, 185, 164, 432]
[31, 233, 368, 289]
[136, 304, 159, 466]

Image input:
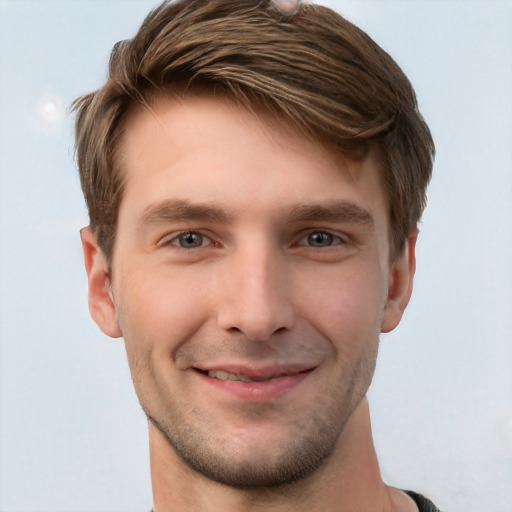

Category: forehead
[117, 95, 388, 230]
[121, 93, 352, 174]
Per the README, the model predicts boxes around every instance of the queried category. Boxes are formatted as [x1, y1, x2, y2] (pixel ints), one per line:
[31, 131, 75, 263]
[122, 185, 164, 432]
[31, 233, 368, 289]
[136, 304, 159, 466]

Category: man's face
[85, 95, 414, 486]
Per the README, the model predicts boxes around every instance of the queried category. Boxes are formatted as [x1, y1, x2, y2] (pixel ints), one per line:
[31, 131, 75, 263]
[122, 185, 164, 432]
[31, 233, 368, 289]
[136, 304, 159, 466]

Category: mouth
[197, 368, 312, 383]
[192, 365, 316, 401]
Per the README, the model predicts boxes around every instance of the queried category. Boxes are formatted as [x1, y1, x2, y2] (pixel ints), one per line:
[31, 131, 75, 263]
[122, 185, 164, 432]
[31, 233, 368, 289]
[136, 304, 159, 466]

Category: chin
[148, 406, 343, 488]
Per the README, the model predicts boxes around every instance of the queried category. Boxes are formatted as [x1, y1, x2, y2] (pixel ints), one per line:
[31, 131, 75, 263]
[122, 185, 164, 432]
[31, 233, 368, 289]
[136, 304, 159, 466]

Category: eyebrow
[140, 199, 231, 226]
[288, 201, 375, 228]
[138, 198, 374, 228]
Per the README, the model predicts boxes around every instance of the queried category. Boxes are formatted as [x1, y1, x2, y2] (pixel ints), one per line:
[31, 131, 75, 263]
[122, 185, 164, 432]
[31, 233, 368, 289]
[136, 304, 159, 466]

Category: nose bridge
[216, 240, 295, 341]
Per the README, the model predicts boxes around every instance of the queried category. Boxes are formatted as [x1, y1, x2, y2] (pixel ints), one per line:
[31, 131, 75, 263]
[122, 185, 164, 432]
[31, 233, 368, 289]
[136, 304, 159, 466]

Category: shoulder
[404, 490, 444, 512]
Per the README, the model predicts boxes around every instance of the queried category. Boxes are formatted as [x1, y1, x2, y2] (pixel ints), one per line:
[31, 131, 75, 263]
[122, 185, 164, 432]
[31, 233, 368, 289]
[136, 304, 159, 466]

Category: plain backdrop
[0, 1, 511, 511]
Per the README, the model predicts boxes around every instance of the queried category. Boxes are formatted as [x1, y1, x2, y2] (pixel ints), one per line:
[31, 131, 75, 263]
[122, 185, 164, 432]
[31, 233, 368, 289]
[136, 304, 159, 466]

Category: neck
[149, 397, 416, 512]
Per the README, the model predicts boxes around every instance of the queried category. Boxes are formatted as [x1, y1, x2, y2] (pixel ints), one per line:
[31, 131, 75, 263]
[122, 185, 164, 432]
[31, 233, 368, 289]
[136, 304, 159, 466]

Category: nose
[216, 245, 296, 342]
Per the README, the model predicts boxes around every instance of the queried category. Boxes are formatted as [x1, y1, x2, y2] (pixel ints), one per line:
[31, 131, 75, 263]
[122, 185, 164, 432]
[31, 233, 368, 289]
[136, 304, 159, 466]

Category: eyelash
[159, 229, 347, 251]
[297, 230, 346, 248]
[159, 230, 216, 250]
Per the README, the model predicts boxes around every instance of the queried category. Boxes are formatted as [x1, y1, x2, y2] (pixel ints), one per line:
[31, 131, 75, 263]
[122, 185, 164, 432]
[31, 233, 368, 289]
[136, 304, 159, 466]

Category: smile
[206, 370, 295, 382]
[193, 365, 316, 401]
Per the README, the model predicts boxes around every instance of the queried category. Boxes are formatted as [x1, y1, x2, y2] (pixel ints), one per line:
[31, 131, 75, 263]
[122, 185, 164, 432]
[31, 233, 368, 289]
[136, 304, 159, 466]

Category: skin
[270, 0, 301, 16]
[81, 96, 419, 511]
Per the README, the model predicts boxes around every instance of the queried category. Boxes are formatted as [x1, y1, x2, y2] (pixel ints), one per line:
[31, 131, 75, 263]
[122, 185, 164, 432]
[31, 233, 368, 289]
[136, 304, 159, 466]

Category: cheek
[113, 267, 212, 352]
[300, 266, 387, 349]
[113, 268, 214, 408]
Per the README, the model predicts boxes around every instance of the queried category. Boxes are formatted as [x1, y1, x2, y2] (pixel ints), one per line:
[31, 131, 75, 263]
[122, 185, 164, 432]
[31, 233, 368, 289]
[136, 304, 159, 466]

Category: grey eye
[177, 232, 204, 248]
[307, 232, 334, 247]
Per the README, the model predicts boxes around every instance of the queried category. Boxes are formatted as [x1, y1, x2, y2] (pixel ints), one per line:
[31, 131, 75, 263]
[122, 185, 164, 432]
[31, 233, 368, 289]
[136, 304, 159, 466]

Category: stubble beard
[142, 339, 378, 489]
[148, 405, 340, 488]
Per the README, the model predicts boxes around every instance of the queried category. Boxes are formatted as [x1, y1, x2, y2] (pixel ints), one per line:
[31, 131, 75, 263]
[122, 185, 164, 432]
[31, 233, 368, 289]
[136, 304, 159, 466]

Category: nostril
[216, 287, 296, 341]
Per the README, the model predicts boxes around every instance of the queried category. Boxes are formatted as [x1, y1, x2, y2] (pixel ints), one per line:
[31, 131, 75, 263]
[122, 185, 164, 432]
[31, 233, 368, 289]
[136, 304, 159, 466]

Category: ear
[381, 227, 418, 333]
[80, 227, 122, 338]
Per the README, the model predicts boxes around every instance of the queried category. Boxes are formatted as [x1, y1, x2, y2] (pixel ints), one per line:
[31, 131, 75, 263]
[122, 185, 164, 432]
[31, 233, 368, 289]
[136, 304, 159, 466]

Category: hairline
[104, 89, 401, 267]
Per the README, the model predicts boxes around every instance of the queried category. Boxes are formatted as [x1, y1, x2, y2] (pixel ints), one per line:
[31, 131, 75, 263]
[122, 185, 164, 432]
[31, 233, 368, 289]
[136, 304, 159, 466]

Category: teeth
[205, 370, 303, 382]
[207, 370, 257, 382]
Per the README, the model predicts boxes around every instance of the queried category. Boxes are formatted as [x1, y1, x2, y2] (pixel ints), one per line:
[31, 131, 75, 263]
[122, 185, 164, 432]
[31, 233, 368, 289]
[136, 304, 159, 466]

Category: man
[74, 0, 439, 510]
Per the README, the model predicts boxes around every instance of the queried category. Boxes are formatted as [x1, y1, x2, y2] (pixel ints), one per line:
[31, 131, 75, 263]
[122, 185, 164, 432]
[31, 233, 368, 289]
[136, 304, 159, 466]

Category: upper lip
[192, 363, 317, 381]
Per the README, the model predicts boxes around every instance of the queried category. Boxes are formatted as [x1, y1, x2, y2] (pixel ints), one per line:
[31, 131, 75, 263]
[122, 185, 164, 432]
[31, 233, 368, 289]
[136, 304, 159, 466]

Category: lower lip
[195, 370, 313, 401]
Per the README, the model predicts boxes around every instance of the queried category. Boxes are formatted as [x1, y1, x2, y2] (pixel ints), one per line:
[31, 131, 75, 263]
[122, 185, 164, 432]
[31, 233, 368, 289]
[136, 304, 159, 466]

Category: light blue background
[0, 1, 510, 511]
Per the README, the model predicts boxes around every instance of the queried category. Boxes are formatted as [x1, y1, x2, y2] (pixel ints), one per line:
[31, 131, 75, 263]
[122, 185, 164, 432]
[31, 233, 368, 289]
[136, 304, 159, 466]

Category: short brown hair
[73, 0, 434, 262]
